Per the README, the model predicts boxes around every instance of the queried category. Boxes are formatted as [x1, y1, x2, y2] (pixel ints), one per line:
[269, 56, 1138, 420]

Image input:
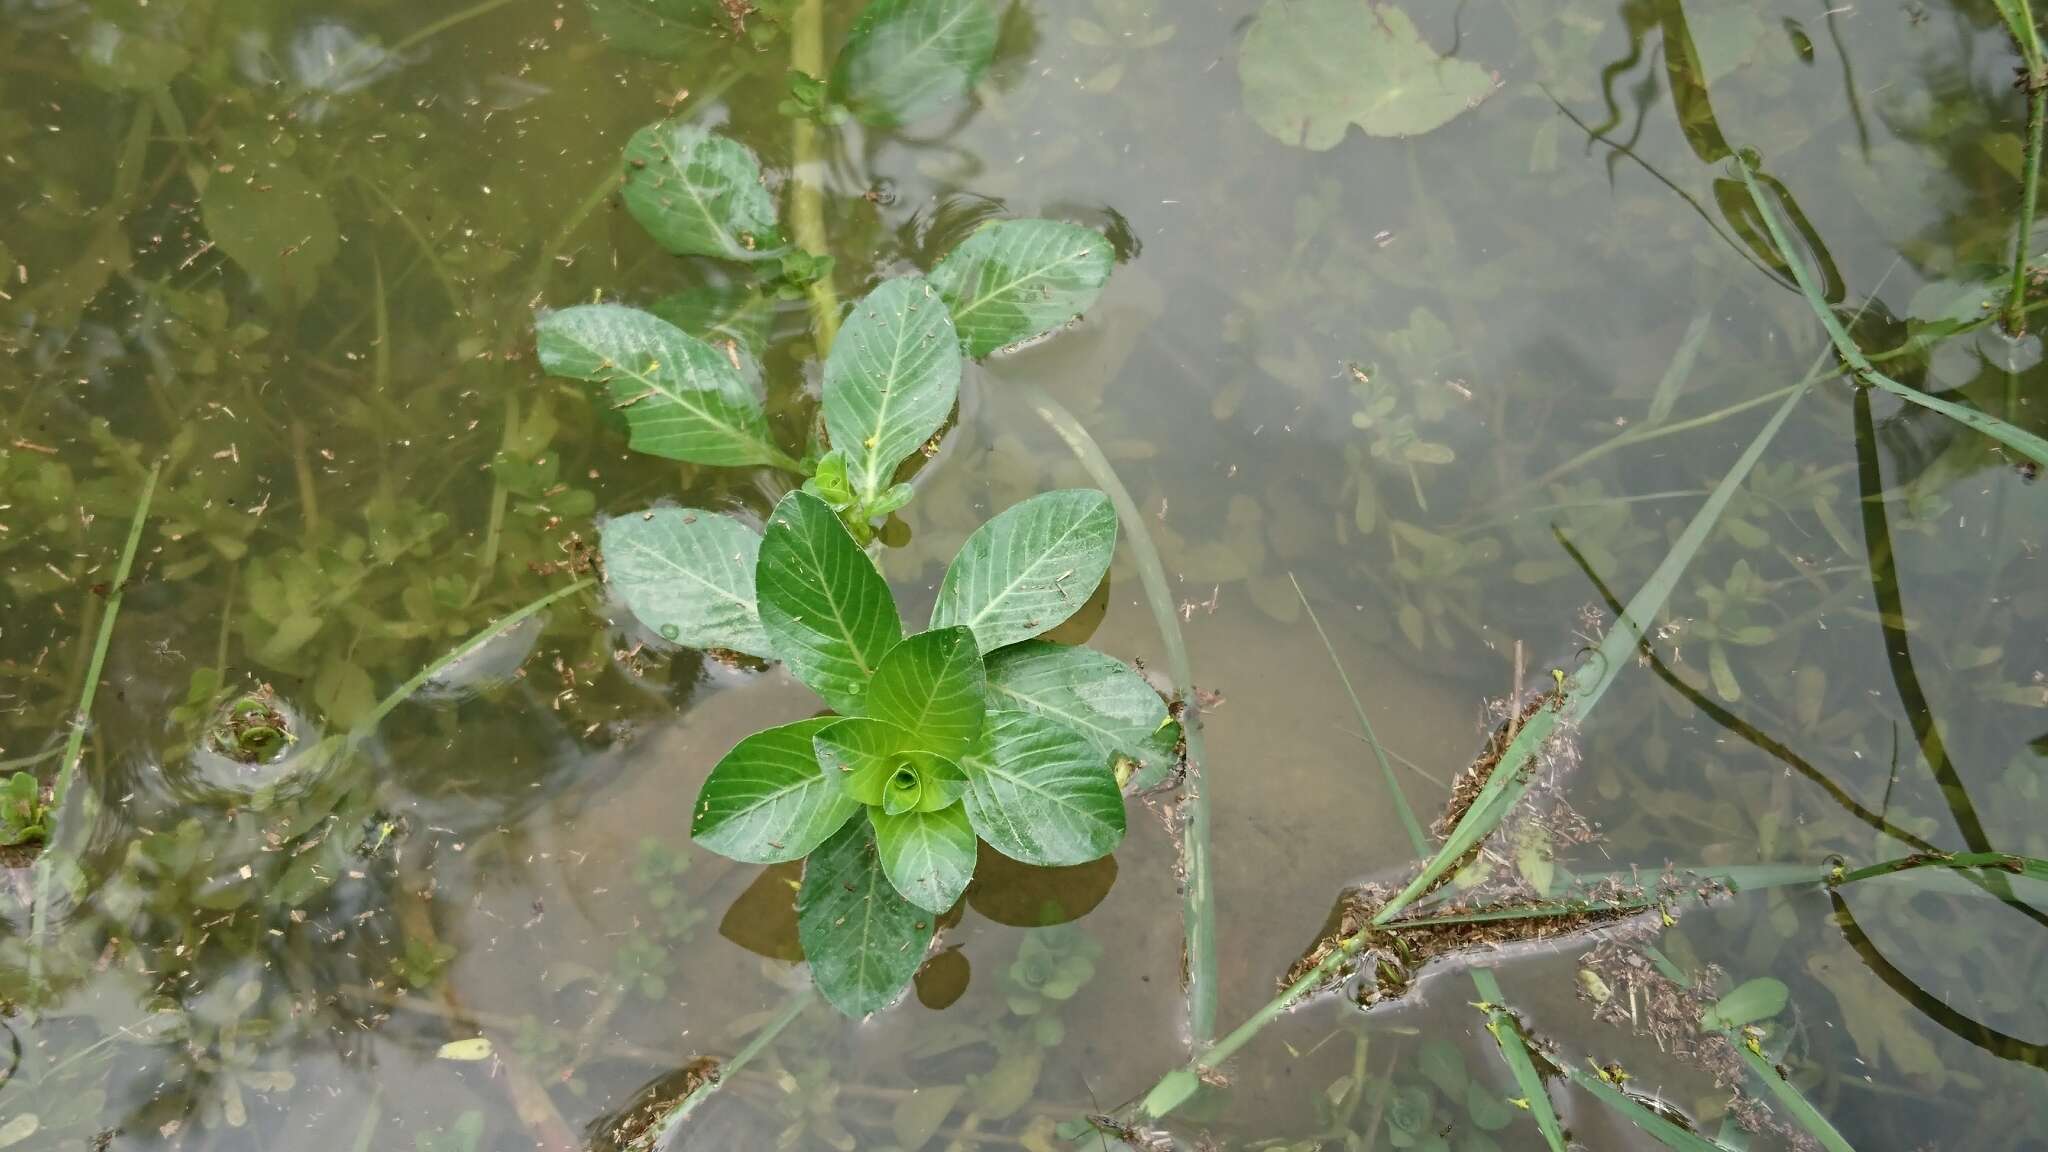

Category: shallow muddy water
[3, 0, 2046, 1150]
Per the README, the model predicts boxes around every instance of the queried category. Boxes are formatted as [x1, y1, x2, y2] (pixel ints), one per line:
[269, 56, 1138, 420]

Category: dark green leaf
[1239, 0, 1494, 150]
[824, 276, 962, 505]
[621, 120, 785, 261]
[866, 627, 986, 759]
[77, 22, 191, 90]
[536, 304, 793, 469]
[984, 641, 1172, 780]
[929, 220, 1114, 357]
[960, 710, 1125, 866]
[931, 490, 1118, 653]
[601, 508, 771, 657]
[870, 804, 976, 912]
[757, 491, 905, 711]
[813, 717, 968, 812]
[797, 819, 934, 1015]
[831, 0, 1000, 127]
[693, 719, 860, 863]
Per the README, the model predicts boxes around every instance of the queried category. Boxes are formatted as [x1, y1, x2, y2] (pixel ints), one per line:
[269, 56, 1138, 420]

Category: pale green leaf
[536, 304, 793, 469]
[1239, 0, 1494, 150]
[694, 718, 861, 863]
[1700, 977, 1790, 1031]
[585, 0, 725, 59]
[813, 717, 968, 812]
[931, 490, 1118, 653]
[866, 627, 986, 759]
[436, 1037, 494, 1061]
[960, 710, 1125, 866]
[797, 818, 934, 1016]
[832, 0, 1000, 127]
[871, 803, 977, 912]
[824, 276, 962, 504]
[929, 220, 1115, 357]
[757, 491, 905, 711]
[984, 640, 1172, 779]
[601, 508, 771, 657]
[621, 120, 785, 261]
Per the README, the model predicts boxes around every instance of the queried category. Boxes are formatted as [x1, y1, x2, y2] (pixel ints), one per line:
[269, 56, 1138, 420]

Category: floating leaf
[960, 710, 1125, 866]
[813, 717, 968, 812]
[201, 163, 340, 294]
[984, 640, 1172, 777]
[798, 818, 935, 1015]
[931, 490, 1118, 653]
[436, 1037, 494, 1061]
[694, 718, 861, 863]
[824, 276, 962, 505]
[621, 121, 785, 261]
[865, 627, 986, 759]
[601, 508, 771, 657]
[1239, 0, 1493, 150]
[536, 304, 793, 469]
[832, 0, 1000, 127]
[871, 804, 977, 911]
[757, 491, 905, 711]
[1701, 976, 1790, 1031]
[929, 220, 1114, 357]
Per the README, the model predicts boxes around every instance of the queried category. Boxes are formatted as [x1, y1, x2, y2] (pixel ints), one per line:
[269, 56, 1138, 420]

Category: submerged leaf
[436, 1037, 494, 1061]
[832, 0, 1000, 126]
[694, 718, 860, 863]
[798, 819, 935, 1015]
[536, 304, 791, 468]
[1239, 0, 1493, 150]
[960, 710, 1125, 866]
[757, 491, 905, 712]
[824, 276, 962, 505]
[621, 121, 785, 261]
[601, 508, 771, 657]
[929, 220, 1115, 357]
[201, 164, 339, 294]
[1700, 976, 1790, 1031]
[585, 0, 726, 59]
[931, 490, 1119, 653]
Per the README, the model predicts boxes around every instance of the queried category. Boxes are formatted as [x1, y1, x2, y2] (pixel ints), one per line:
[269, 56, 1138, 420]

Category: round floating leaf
[871, 803, 977, 912]
[866, 627, 986, 760]
[601, 508, 771, 657]
[814, 717, 967, 812]
[200, 163, 339, 295]
[931, 490, 1118, 654]
[694, 718, 861, 864]
[960, 710, 1125, 867]
[536, 304, 791, 468]
[1239, 0, 1494, 150]
[824, 276, 962, 506]
[929, 220, 1114, 357]
[831, 0, 1000, 127]
[1700, 976, 1790, 1031]
[757, 491, 905, 712]
[798, 818, 935, 1016]
[621, 120, 785, 261]
[984, 640, 1172, 779]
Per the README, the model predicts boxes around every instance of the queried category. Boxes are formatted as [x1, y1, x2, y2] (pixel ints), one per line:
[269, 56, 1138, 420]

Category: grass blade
[1468, 968, 1569, 1152]
[1737, 156, 2048, 468]
[1562, 1061, 1737, 1151]
[30, 460, 161, 994]
[1722, 1033, 1857, 1152]
[1023, 381, 1215, 1046]
[1291, 572, 1426, 853]
[637, 988, 814, 1148]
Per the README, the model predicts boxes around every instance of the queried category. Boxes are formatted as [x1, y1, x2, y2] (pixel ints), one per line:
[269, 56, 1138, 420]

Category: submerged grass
[1995, 0, 2047, 334]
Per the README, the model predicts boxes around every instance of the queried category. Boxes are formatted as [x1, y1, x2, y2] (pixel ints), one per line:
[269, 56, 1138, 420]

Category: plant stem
[2009, 82, 2045, 335]
[641, 988, 815, 1146]
[789, 0, 842, 353]
[1020, 382, 1215, 1047]
[29, 460, 160, 996]
[1831, 850, 2048, 888]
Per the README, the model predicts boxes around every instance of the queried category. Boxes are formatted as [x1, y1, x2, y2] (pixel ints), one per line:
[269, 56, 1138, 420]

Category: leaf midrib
[956, 505, 1101, 629]
[951, 244, 1096, 330]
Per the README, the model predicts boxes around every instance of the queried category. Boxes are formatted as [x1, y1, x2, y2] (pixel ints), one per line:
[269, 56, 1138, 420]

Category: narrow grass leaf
[1468, 968, 1568, 1152]
[1726, 1031, 1858, 1152]
[1563, 1063, 1735, 1151]
[1292, 572, 1426, 853]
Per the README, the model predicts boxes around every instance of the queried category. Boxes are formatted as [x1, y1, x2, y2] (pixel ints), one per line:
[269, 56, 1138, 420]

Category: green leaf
[824, 276, 962, 505]
[757, 491, 906, 711]
[931, 490, 1118, 653]
[1239, 0, 1494, 150]
[649, 279, 779, 357]
[871, 804, 977, 911]
[536, 304, 793, 469]
[813, 717, 968, 812]
[621, 121, 785, 261]
[831, 0, 1000, 127]
[201, 163, 339, 294]
[586, 0, 726, 57]
[929, 220, 1115, 357]
[797, 818, 935, 1016]
[693, 718, 861, 863]
[984, 641, 1173, 780]
[1700, 977, 1790, 1031]
[601, 508, 771, 657]
[77, 22, 191, 90]
[866, 627, 986, 759]
[960, 710, 1125, 866]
